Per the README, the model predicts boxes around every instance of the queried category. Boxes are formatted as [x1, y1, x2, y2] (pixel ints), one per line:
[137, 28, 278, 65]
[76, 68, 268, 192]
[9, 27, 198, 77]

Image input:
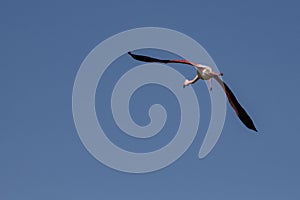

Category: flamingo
[128, 51, 257, 132]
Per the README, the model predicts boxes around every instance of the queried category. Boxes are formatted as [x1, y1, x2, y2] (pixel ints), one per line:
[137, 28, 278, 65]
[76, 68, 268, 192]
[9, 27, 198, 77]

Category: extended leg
[209, 78, 212, 91]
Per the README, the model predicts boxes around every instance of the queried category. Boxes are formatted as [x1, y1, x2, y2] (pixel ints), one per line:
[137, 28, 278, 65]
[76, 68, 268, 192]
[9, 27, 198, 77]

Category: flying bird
[128, 51, 257, 132]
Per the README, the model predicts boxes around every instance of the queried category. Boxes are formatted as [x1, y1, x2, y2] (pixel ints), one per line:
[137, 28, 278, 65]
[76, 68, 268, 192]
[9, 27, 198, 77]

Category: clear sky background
[1, 0, 299, 199]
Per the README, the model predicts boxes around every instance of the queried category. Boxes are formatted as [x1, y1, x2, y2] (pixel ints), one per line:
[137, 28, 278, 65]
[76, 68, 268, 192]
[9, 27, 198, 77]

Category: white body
[196, 64, 213, 80]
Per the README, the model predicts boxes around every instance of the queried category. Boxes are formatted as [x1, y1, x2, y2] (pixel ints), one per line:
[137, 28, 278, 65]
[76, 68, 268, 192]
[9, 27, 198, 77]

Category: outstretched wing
[128, 52, 198, 67]
[214, 76, 257, 132]
[129, 51, 257, 131]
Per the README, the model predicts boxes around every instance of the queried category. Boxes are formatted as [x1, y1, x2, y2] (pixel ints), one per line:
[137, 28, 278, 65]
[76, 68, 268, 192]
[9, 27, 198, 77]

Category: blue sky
[1, 0, 300, 199]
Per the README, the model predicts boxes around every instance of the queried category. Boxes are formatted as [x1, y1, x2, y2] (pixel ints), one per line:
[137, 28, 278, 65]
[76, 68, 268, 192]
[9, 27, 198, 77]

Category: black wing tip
[246, 122, 257, 132]
[243, 120, 258, 132]
[128, 51, 137, 60]
[251, 127, 258, 132]
[128, 51, 134, 57]
[244, 118, 258, 132]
